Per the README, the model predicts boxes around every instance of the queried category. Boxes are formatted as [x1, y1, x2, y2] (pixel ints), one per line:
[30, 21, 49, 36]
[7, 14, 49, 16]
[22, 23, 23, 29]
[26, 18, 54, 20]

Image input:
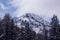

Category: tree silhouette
[50, 15, 60, 40]
[17, 20, 36, 40]
[0, 13, 18, 40]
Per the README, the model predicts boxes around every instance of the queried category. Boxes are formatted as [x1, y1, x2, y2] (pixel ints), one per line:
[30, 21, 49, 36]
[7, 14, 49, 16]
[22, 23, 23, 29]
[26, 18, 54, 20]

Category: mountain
[13, 13, 51, 34]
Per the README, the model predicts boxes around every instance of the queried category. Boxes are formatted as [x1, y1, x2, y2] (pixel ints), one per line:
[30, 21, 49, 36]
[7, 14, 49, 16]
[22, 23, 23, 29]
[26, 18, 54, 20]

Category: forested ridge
[0, 13, 60, 40]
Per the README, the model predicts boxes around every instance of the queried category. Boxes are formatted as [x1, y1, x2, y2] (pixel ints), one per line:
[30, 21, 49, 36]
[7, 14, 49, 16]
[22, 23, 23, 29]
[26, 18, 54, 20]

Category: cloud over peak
[11, 0, 60, 20]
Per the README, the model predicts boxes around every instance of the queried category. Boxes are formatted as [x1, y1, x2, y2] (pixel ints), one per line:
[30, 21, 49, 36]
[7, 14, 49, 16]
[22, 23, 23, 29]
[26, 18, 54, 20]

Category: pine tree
[35, 33, 44, 40]
[43, 26, 48, 40]
[41, 23, 48, 40]
[2, 13, 16, 40]
[17, 20, 36, 40]
[3, 13, 12, 40]
[0, 19, 3, 35]
[56, 24, 60, 40]
[50, 15, 59, 40]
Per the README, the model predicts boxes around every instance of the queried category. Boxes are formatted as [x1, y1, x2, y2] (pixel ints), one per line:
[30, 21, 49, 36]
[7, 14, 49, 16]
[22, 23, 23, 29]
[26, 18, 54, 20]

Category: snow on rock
[14, 13, 50, 34]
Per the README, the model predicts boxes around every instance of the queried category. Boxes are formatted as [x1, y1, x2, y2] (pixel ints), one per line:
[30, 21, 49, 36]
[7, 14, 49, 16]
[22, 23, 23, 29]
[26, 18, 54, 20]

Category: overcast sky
[0, 0, 60, 20]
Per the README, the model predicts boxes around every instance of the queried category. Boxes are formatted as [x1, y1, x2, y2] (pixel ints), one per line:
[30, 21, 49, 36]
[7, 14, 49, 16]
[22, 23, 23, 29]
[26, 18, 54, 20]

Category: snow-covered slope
[14, 13, 50, 34]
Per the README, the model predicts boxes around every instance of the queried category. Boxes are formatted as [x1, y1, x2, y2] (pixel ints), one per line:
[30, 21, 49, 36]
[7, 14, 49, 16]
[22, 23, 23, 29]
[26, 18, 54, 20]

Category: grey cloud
[12, 0, 60, 20]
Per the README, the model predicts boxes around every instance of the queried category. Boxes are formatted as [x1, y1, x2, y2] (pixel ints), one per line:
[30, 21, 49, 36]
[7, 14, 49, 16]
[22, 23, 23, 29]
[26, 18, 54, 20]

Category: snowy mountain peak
[14, 13, 50, 34]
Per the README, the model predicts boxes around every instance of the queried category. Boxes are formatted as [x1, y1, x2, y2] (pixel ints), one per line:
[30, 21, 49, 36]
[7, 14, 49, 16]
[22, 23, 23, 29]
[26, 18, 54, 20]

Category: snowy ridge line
[13, 13, 51, 33]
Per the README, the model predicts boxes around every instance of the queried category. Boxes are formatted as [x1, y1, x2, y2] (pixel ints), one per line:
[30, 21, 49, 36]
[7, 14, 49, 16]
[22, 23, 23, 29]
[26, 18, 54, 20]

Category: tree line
[0, 14, 60, 40]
